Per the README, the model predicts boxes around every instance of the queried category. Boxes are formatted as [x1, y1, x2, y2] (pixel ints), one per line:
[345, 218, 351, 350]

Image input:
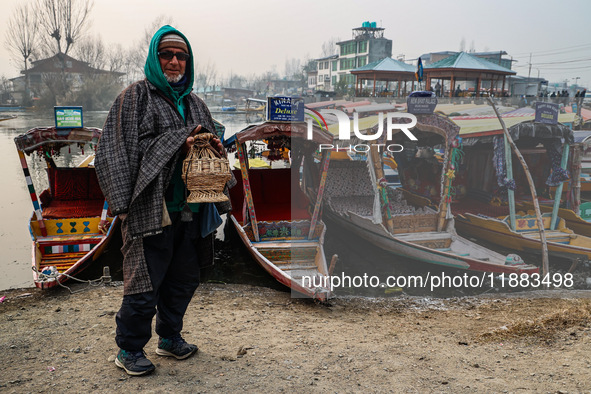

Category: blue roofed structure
[424, 52, 516, 98]
[350, 57, 416, 97]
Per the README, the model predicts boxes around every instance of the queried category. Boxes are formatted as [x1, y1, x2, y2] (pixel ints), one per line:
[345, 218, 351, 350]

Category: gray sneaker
[115, 349, 155, 376]
[156, 334, 198, 360]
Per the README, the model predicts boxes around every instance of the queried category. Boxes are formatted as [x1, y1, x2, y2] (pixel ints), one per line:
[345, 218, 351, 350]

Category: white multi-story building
[310, 22, 393, 92]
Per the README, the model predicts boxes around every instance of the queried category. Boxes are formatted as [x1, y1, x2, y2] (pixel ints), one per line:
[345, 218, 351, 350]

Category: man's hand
[183, 125, 202, 154]
[210, 136, 224, 156]
[183, 125, 225, 156]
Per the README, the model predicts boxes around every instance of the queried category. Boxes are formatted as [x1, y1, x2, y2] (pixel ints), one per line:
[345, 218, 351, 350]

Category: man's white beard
[164, 72, 184, 83]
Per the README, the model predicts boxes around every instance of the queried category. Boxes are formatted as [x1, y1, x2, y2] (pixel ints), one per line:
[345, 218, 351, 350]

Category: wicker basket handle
[191, 132, 222, 158]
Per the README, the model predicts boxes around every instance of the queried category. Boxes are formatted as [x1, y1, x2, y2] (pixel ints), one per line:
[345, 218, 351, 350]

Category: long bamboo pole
[487, 97, 550, 279]
[504, 134, 516, 231]
[308, 150, 331, 240]
[550, 143, 570, 230]
[571, 144, 582, 215]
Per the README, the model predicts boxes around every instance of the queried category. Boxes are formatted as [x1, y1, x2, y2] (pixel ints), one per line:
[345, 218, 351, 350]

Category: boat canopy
[225, 121, 333, 146]
[462, 120, 574, 146]
[14, 126, 102, 155]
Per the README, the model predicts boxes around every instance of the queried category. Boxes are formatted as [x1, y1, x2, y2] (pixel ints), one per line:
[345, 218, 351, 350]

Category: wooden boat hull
[325, 209, 538, 275]
[30, 214, 117, 289]
[455, 213, 591, 263]
[230, 215, 332, 301]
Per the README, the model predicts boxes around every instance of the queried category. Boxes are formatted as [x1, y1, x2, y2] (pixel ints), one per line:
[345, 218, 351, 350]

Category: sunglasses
[157, 51, 190, 61]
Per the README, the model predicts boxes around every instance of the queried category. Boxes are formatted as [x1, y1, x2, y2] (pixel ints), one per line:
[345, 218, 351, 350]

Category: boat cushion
[42, 167, 106, 218]
[41, 199, 105, 219]
[48, 167, 104, 201]
[229, 168, 310, 222]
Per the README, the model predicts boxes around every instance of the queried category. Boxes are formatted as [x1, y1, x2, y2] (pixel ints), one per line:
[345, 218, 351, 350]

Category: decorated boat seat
[40, 167, 106, 219]
[502, 212, 553, 231]
[230, 168, 310, 222]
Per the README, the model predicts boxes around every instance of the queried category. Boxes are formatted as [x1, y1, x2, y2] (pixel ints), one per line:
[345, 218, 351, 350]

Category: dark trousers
[115, 212, 201, 351]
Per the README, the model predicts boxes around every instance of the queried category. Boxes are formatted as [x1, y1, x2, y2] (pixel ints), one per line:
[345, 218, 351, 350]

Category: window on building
[332, 76, 336, 85]
[358, 41, 368, 53]
[340, 42, 357, 56]
[340, 58, 357, 70]
[332, 61, 337, 71]
[318, 62, 323, 70]
[357, 57, 367, 67]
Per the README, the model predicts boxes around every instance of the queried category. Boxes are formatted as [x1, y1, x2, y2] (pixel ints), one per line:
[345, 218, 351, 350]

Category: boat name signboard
[534, 102, 559, 125]
[407, 91, 437, 114]
[54, 106, 83, 129]
[267, 96, 304, 122]
[407, 96, 438, 114]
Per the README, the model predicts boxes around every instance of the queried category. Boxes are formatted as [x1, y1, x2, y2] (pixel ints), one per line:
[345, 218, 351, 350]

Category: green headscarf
[144, 25, 194, 120]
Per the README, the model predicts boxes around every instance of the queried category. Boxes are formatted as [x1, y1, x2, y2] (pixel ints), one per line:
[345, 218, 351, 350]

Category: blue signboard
[534, 102, 559, 125]
[54, 106, 83, 128]
[267, 96, 304, 122]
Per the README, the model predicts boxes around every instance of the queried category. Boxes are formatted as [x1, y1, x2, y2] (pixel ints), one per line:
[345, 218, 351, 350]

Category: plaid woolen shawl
[95, 79, 215, 294]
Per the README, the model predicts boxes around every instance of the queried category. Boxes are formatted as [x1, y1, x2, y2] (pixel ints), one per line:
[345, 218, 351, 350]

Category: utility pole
[527, 53, 532, 79]
[574, 76, 581, 87]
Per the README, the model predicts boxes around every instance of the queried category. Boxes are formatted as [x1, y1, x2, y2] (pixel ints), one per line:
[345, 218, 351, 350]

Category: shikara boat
[453, 120, 591, 264]
[455, 210, 591, 263]
[245, 98, 267, 113]
[309, 113, 538, 275]
[226, 121, 336, 301]
[0, 114, 17, 122]
[14, 127, 117, 289]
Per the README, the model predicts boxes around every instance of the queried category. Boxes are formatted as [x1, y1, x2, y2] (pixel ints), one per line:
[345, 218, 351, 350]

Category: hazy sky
[2, 0, 591, 88]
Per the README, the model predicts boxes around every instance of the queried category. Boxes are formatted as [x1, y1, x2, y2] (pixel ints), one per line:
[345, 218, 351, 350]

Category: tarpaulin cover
[491, 121, 573, 189]
[14, 127, 102, 155]
[233, 121, 333, 145]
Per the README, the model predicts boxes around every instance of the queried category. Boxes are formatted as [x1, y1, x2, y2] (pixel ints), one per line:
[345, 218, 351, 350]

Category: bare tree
[227, 73, 246, 89]
[128, 15, 176, 80]
[0, 75, 12, 104]
[321, 37, 340, 57]
[106, 43, 127, 72]
[284, 57, 302, 79]
[4, 1, 40, 105]
[37, 0, 94, 55]
[459, 37, 466, 52]
[73, 35, 105, 69]
[195, 60, 217, 97]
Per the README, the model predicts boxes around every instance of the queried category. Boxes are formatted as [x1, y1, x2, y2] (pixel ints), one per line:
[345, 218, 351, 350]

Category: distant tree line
[3, 1, 315, 110]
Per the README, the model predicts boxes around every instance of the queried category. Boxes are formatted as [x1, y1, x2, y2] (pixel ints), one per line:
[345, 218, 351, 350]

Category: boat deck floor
[391, 231, 452, 242]
[36, 233, 104, 243]
[520, 230, 574, 244]
[252, 241, 319, 248]
[36, 233, 104, 273]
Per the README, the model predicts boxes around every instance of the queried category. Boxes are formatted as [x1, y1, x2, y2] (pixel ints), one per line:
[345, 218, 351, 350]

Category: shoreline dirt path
[1, 283, 591, 393]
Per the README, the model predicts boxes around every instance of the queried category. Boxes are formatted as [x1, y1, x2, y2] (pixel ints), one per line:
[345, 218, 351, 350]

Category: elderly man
[95, 25, 226, 376]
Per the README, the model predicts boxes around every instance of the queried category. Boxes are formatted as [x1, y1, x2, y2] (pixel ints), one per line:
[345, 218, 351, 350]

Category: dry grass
[480, 300, 591, 342]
